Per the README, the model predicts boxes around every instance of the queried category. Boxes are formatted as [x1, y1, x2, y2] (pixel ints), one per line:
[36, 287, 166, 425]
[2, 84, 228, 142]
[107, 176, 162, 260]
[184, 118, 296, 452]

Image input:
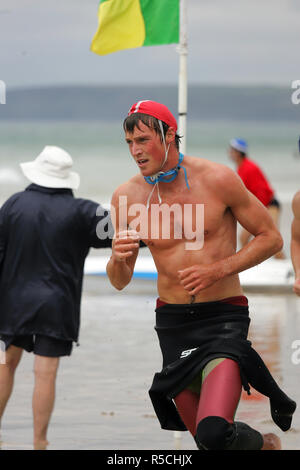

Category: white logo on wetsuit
[180, 347, 198, 359]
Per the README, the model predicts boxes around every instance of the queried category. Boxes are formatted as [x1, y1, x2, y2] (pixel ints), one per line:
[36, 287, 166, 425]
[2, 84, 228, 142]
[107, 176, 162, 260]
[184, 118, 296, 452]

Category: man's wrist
[213, 258, 230, 281]
[294, 273, 300, 282]
[110, 254, 126, 264]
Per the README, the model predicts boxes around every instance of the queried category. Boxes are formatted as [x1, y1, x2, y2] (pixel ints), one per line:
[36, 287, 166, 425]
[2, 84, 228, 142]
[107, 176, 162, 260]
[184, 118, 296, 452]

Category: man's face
[125, 121, 165, 176]
[228, 146, 241, 165]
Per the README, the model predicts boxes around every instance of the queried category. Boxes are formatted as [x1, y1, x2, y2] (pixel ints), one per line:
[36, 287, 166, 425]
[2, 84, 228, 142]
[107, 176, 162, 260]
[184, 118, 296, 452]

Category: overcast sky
[1, 0, 299, 89]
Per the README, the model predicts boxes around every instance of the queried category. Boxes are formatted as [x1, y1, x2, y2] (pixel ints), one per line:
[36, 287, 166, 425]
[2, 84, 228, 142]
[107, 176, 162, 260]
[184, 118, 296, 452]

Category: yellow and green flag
[90, 0, 180, 56]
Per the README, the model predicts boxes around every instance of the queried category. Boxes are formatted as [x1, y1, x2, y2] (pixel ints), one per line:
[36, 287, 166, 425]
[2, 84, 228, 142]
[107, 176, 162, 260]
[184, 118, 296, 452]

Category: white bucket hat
[20, 146, 80, 190]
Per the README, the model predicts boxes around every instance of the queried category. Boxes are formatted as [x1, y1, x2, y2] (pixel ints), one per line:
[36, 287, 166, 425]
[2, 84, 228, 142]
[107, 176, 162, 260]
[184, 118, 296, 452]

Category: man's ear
[165, 126, 176, 144]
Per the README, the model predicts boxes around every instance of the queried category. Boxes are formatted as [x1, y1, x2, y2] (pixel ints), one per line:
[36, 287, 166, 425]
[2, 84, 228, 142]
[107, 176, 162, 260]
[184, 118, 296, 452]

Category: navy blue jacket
[0, 184, 111, 342]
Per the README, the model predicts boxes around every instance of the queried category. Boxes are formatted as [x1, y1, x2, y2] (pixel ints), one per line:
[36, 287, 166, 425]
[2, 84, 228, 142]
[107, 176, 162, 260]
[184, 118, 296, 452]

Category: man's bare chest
[123, 187, 228, 249]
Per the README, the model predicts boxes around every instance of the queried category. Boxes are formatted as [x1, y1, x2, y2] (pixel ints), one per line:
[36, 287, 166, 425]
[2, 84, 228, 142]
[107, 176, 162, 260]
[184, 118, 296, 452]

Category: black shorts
[0, 334, 73, 357]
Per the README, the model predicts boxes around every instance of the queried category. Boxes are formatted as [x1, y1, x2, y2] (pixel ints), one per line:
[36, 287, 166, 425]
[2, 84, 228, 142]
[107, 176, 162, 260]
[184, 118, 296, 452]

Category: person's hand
[178, 263, 220, 295]
[112, 230, 140, 262]
[293, 277, 300, 296]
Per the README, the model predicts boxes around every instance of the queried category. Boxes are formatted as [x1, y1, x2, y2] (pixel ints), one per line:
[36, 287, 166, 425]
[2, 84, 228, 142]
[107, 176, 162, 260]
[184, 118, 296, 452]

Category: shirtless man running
[106, 101, 296, 450]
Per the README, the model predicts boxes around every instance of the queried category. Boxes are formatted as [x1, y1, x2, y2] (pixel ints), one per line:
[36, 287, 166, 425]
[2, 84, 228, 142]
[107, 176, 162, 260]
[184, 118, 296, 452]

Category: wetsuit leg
[195, 358, 263, 450]
[173, 389, 199, 435]
[174, 358, 263, 450]
[196, 358, 241, 423]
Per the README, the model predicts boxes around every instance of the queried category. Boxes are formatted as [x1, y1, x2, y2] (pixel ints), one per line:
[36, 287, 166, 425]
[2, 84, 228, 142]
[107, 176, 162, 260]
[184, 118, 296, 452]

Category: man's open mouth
[137, 159, 149, 166]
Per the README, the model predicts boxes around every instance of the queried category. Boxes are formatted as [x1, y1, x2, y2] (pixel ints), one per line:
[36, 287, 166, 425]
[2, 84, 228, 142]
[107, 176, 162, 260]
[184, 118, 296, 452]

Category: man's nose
[131, 142, 142, 156]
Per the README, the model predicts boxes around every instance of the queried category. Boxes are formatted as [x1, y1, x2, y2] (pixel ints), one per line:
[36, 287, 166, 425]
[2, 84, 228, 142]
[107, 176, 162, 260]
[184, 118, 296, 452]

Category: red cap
[128, 100, 177, 131]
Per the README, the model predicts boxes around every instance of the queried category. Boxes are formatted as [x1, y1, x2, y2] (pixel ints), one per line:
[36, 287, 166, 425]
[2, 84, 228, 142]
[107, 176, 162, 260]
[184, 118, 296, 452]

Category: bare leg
[0, 345, 23, 424]
[261, 433, 282, 450]
[32, 355, 59, 450]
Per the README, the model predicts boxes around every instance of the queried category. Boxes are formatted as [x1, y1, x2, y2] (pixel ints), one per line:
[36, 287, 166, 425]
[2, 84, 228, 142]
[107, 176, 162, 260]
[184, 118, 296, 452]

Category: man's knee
[195, 416, 234, 450]
[34, 356, 59, 381]
[2, 345, 23, 372]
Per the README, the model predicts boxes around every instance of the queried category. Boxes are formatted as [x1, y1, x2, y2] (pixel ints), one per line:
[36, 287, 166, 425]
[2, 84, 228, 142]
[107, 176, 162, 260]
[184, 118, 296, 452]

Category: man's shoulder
[0, 190, 26, 212]
[112, 174, 143, 199]
[73, 196, 98, 207]
[188, 157, 245, 206]
[187, 156, 237, 183]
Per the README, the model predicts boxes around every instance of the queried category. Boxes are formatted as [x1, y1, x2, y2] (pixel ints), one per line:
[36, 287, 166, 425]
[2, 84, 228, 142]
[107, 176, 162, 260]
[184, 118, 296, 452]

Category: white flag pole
[173, 0, 188, 449]
[178, 0, 188, 155]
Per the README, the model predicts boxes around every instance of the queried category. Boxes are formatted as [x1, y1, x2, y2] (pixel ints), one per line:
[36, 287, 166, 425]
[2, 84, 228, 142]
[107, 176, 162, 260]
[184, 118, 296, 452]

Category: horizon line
[6, 82, 292, 92]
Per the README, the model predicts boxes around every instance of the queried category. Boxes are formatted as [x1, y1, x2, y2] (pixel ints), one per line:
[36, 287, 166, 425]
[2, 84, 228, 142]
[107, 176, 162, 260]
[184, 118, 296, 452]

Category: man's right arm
[106, 188, 140, 290]
[291, 191, 300, 295]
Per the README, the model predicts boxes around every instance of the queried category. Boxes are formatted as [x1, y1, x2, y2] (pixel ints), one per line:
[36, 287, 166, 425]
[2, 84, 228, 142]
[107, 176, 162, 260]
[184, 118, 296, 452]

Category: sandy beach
[1, 274, 299, 451]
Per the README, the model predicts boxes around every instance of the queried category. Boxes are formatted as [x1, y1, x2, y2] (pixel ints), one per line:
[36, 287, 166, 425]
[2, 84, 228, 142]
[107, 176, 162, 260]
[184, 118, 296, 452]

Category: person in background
[291, 190, 300, 295]
[229, 138, 285, 259]
[0, 146, 111, 450]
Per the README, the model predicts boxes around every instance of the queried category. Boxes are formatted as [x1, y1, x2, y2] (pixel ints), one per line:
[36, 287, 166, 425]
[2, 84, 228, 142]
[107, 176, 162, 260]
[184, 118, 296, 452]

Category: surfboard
[84, 256, 295, 289]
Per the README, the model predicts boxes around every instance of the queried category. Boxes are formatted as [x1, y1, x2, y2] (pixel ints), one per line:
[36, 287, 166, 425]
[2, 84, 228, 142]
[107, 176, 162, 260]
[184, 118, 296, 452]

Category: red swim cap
[128, 100, 177, 131]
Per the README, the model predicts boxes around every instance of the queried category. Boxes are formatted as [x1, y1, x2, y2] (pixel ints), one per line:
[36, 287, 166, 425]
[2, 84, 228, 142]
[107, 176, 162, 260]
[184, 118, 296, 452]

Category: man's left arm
[179, 168, 282, 295]
[219, 169, 282, 274]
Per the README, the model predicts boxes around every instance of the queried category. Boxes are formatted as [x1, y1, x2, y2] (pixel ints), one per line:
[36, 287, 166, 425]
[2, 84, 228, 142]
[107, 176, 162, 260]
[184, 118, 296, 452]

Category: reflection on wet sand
[237, 293, 300, 449]
[241, 298, 281, 402]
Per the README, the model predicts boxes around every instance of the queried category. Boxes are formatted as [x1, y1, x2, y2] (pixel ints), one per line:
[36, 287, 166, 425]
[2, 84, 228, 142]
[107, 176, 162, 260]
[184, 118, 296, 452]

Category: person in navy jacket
[0, 146, 112, 449]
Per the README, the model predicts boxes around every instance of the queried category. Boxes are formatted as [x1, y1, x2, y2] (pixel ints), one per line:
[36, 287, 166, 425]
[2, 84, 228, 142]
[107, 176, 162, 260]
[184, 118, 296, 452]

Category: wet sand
[1, 276, 300, 450]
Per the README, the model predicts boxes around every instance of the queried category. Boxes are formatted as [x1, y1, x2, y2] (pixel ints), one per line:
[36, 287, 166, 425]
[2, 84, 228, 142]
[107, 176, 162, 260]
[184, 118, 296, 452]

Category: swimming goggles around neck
[144, 153, 190, 208]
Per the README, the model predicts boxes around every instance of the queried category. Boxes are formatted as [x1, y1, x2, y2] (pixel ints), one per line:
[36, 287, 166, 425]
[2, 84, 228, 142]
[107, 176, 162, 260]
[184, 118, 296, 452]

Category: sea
[0, 88, 300, 450]
[0, 117, 299, 247]
[0, 118, 299, 199]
